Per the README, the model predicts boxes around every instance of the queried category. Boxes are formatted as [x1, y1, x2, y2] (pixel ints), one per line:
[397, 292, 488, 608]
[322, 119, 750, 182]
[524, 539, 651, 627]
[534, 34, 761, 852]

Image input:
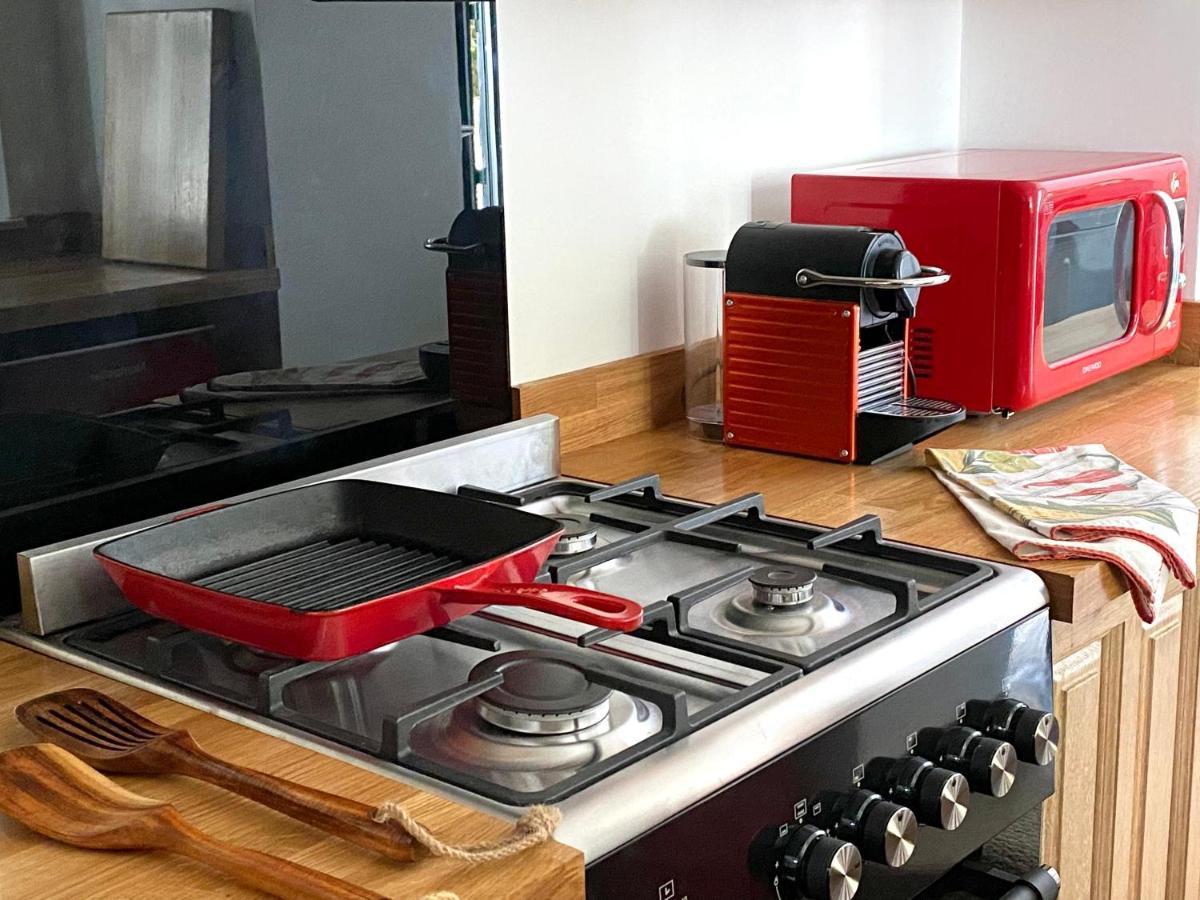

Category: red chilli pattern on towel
[1027, 469, 1122, 489]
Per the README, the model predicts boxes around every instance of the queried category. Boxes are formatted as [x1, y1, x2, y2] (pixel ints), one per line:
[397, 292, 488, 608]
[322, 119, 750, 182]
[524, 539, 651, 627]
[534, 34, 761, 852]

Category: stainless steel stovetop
[2, 416, 1049, 873]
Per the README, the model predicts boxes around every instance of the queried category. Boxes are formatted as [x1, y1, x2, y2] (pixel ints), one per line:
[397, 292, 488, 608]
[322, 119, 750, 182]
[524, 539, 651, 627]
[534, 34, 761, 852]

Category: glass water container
[683, 250, 726, 441]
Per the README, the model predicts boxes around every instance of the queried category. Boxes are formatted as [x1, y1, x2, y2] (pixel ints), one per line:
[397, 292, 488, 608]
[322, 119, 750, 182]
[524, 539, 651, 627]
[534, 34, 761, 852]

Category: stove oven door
[916, 861, 1060, 899]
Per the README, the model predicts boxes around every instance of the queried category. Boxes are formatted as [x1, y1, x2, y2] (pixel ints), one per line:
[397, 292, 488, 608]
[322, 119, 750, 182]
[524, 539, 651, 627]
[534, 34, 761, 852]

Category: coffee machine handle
[794, 267, 951, 290]
[1147, 190, 1183, 335]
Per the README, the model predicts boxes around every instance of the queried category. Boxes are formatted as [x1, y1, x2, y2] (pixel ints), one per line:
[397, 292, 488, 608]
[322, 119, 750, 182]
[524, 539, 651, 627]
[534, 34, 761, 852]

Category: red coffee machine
[722, 221, 964, 463]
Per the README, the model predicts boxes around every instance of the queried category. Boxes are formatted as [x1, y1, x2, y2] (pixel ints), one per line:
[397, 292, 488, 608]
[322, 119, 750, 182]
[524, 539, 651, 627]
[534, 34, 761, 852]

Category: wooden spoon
[0, 743, 387, 900]
[16, 688, 423, 862]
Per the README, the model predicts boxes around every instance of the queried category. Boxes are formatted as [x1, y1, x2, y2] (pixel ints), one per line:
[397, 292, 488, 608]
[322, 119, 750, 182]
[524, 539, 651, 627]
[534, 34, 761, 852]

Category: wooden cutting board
[0, 643, 584, 899]
[102, 10, 229, 270]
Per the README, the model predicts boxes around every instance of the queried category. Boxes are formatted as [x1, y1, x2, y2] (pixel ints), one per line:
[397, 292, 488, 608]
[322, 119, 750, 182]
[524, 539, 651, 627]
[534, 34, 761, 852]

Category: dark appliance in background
[0, 414, 168, 509]
[0, 327, 219, 415]
[0, 1, 514, 616]
[722, 222, 965, 463]
[790, 150, 1188, 415]
[424, 206, 512, 427]
[0, 399, 459, 615]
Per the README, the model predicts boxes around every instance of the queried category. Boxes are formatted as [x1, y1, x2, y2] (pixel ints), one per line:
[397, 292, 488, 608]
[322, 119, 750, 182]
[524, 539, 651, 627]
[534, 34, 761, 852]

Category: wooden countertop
[0, 255, 281, 334]
[561, 362, 1200, 624]
[0, 643, 583, 899]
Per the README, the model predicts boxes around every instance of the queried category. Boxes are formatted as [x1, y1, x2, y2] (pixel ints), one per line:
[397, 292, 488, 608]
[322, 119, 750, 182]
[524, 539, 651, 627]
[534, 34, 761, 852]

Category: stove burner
[472, 652, 613, 735]
[684, 564, 874, 658]
[409, 650, 663, 794]
[749, 565, 818, 607]
[548, 515, 599, 556]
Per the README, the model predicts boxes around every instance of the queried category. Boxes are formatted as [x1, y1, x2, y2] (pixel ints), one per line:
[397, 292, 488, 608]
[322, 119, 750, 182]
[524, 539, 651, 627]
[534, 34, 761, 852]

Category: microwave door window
[1042, 201, 1135, 364]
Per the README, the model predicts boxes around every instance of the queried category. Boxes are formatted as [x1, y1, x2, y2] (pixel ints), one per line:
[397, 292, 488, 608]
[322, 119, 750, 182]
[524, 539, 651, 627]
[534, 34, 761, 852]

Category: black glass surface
[0, 1, 507, 612]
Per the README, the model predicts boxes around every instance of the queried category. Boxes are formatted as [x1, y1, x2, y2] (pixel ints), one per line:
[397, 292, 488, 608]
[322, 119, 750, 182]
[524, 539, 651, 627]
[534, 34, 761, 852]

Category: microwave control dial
[863, 755, 970, 831]
[820, 788, 918, 868]
[917, 726, 1018, 798]
[965, 698, 1059, 767]
[748, 824, 862, 900]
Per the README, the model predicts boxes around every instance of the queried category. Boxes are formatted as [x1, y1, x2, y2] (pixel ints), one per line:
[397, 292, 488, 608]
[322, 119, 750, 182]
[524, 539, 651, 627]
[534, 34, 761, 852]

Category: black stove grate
[459, 474, 996, 671]
[63, 605, 800, 806]
[193, 538, 464, 611]
[56, 470, 998, 809]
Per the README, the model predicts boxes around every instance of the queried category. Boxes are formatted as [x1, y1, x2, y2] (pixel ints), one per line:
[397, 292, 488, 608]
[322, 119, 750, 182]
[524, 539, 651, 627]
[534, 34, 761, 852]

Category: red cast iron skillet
[93, 480, 643, 660]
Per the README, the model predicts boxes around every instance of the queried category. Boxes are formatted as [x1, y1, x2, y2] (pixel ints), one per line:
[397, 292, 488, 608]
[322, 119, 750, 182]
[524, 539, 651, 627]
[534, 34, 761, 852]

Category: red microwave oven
[790, 149, 1187, 414]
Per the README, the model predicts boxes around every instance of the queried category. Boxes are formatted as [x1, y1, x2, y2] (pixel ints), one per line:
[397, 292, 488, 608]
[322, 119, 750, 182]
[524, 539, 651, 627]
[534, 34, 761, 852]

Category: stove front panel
[584, 610, 1054, 900]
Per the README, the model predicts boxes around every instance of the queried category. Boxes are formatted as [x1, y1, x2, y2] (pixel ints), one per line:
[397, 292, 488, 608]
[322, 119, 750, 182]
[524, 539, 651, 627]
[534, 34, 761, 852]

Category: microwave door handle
[794, 266, 951, 290]
[1148, 190, 1183, 334]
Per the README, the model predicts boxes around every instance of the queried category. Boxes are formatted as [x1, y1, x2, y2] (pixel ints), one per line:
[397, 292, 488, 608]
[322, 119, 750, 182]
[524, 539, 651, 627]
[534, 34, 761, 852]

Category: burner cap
[548, 515, 599, 556]
[749, 565, 818, 607]
[471, 652, 612, 735]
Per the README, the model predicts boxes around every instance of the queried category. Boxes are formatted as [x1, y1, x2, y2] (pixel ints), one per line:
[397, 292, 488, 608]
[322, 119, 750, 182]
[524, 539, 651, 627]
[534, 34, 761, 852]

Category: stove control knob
[917, 726, 1018, 798]
[821, 788, 918, 868]
[748, 824, 863, 900]
[863, 756, 970, 831]
[965, 698, 1059, 766]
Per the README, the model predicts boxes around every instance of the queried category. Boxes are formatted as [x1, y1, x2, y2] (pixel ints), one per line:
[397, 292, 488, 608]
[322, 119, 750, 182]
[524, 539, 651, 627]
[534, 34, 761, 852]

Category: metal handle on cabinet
[1147, 190, 1183, 334]
[794, 266, 951, 290]
[423, 237, 482, 254]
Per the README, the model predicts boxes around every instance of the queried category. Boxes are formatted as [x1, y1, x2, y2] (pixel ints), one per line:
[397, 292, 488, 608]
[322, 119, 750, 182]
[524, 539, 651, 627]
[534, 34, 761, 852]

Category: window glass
[1043, 201, 1135, 364]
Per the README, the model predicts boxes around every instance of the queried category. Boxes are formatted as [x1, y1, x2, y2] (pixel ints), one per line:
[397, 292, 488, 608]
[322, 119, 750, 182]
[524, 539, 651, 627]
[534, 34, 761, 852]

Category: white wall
[960, 0, 1200, 282]
[498, 0, 965, 384]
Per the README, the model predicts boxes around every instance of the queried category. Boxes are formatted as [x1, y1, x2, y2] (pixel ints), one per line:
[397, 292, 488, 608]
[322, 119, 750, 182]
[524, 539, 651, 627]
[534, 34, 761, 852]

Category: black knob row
[965, 698, 1059, 767]
[916, 726, 1018, 798]
[747, 702, 1057, 899]
[864, 755, 970, 830]
[749, 824, 863, 900]
[820, 788, 918, 868]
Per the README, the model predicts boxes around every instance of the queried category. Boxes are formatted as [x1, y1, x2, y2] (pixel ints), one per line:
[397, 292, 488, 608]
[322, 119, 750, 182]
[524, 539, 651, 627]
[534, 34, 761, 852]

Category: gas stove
[5, 416, 1059, 900]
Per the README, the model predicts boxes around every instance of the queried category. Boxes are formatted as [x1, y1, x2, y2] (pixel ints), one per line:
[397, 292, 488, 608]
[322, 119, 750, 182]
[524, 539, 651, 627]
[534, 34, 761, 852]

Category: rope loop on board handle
[372, 802, 563, 864]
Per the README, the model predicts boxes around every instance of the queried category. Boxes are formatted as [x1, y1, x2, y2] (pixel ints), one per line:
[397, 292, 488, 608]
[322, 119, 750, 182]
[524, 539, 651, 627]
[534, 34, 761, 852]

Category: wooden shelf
[0, 255, 280, 334]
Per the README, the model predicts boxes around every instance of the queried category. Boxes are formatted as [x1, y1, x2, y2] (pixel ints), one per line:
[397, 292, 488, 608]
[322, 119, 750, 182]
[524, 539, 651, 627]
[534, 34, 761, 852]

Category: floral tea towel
[926, 445, 1197, 624]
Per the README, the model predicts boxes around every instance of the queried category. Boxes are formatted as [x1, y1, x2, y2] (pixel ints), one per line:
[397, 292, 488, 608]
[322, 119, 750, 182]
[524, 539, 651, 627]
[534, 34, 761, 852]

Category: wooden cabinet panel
[1041, 641, 1102, 900]
[1130, 608, 1182, 899]
[1044, 592, 1199, 900]
[1170, 589, 1200, 899]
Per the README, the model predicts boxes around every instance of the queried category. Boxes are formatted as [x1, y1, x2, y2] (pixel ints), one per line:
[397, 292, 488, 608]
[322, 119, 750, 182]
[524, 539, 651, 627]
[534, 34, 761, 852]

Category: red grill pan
[93, 480, 644, 660]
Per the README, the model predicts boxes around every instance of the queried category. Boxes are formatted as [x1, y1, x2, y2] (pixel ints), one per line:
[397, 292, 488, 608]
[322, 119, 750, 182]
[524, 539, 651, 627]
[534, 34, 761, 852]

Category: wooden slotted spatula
[16, 689, 423, 862]
[0, 743, 386, 900]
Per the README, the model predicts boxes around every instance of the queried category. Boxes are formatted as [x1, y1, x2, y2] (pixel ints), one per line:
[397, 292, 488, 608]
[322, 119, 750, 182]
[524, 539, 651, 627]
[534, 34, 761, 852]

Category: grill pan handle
[443, 584, 644, 632]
